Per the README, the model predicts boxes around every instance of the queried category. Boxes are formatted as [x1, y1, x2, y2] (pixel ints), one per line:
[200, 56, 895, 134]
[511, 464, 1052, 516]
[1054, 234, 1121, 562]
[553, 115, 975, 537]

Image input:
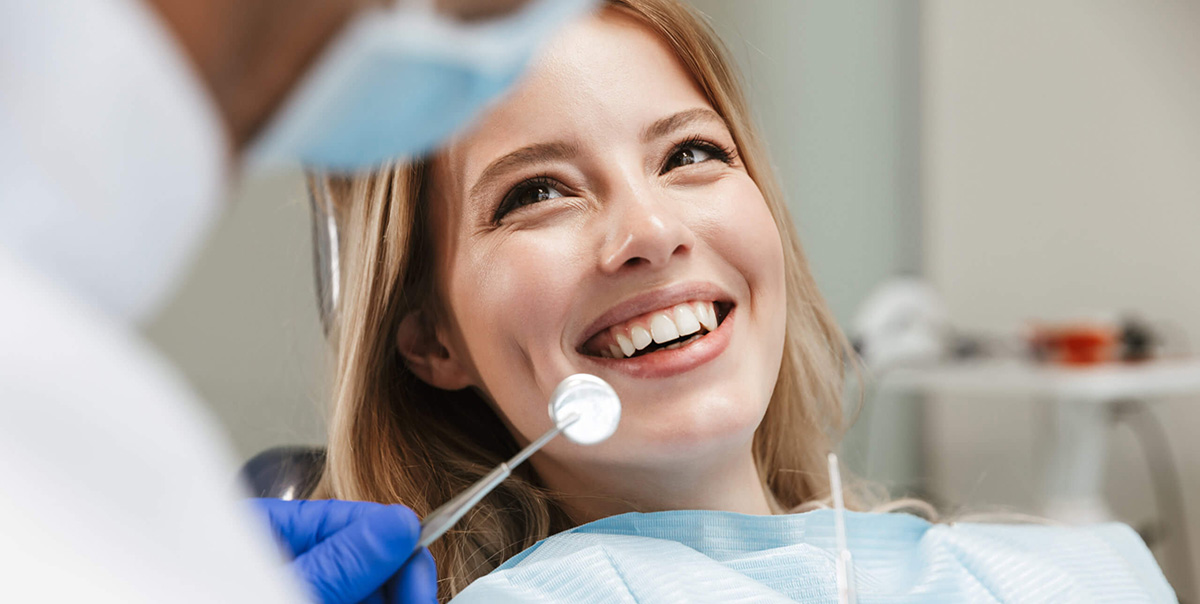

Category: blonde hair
[311, 0, 864, 598]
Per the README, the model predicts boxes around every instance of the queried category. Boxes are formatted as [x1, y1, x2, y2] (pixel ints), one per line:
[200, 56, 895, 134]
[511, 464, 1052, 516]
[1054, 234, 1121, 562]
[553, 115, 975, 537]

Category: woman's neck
[533, 443, 774, 525]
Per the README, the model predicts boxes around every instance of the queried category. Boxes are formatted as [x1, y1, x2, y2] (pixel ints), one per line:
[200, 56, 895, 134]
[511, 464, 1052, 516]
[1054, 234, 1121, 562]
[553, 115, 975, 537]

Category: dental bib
[450, 509, 1174, 603]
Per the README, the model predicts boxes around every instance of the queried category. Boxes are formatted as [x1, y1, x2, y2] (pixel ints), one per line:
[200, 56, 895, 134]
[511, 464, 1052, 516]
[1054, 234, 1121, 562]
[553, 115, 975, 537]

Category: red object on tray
[1027, 323, 1119, 366]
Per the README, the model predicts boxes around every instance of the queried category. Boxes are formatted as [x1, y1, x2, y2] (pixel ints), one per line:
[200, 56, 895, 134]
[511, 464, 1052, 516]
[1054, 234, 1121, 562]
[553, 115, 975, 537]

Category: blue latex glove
[251, 498, 437, 604]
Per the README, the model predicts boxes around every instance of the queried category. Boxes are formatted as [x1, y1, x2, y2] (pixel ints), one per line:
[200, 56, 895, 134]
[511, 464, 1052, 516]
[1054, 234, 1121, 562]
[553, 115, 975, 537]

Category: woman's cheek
[491, 234, 585, 321]
[709, 179, 784, 283]
[455, 233, 583, 380]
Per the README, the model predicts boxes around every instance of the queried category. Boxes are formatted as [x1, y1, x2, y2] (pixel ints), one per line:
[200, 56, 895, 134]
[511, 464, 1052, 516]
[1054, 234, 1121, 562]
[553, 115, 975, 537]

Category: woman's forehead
[437, 10, 713, 194]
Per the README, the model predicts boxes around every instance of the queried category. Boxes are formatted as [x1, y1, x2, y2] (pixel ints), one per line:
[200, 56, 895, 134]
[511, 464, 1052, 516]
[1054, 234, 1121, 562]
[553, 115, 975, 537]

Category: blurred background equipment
[1026, 317, 1165, 366]
[854, 278, 1200, 601]
[852, 278, 950, 370]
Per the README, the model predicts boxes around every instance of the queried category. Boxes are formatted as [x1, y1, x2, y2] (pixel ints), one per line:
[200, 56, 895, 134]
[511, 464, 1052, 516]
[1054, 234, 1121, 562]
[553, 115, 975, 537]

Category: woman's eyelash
[660, 136, 738, 174]
[493, 174, 562, 223]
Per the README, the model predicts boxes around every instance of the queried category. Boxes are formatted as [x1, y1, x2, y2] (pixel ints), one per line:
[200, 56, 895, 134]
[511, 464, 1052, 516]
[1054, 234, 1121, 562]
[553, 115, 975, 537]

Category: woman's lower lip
[584, 306, 735, 379]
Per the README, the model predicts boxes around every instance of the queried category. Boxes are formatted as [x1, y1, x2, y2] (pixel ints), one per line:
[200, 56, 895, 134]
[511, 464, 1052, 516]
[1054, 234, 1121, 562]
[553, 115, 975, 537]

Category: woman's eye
[661, 141, 728, 174]
[494, 178, 565, 222]
[517, 182, 563, 206]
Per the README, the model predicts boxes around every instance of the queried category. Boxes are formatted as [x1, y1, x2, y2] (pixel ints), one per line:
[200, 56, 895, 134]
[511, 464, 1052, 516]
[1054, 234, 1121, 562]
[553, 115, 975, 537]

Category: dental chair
[241, 446, 325, 500]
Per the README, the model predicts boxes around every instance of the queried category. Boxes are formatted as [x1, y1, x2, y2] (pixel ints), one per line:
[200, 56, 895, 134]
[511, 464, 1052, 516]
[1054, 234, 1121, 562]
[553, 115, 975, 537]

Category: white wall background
[145, 169, 328, 458]
[921, 0, 1200, 589]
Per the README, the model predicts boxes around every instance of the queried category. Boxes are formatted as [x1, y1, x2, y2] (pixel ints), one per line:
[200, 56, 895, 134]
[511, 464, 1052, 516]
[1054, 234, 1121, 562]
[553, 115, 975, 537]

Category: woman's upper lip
[576, 281, 734, 349]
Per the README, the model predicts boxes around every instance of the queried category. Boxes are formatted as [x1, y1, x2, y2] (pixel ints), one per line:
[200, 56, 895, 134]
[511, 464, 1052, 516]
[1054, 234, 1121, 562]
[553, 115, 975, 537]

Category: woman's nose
[599, 186, 696, 274]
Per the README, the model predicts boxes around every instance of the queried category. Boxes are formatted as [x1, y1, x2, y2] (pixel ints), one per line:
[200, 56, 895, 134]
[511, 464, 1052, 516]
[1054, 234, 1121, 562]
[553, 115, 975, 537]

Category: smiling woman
[306, 1, 1176, 601]
[309, 0, 853, 597]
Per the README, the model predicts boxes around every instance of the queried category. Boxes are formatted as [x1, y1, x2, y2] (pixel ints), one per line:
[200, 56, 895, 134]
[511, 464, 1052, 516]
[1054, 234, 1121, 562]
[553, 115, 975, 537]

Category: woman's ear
[396, 311, 474, 391]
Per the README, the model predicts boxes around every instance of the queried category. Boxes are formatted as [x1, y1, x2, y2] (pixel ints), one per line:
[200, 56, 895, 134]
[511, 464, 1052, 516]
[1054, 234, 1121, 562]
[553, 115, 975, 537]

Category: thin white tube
[828, 452, 857, 604]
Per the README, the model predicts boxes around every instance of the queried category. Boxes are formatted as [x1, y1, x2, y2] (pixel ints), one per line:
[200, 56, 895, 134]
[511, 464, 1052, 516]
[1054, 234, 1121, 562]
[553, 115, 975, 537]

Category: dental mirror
[550, 373, 622, 445]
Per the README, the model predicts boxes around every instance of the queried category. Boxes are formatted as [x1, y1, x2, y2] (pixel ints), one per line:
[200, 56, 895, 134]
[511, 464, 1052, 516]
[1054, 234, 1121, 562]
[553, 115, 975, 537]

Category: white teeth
[694, 301, 718, 331]
[631, 326, 652, 350]
[595, 300, 722, 359]
[616, 333, 635, 357]
[650, 313, 680, 344]
[673, 304, 701, 336]
[663, 333, 701, 350]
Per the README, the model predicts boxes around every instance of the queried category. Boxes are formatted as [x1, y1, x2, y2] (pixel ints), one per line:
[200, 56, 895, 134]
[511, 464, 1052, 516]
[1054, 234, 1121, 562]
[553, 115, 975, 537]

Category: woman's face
[424, 12, 786, 473]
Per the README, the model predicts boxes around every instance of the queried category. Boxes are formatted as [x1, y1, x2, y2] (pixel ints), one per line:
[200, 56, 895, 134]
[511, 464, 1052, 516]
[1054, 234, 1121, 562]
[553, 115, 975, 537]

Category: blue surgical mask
[450, 509, 1175, 603]
[249, 0, 598, 171]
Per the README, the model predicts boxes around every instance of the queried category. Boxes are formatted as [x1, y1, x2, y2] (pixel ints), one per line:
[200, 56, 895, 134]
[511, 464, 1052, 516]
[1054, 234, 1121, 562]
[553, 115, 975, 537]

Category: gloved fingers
[388, 547, 438, 604]
[361, 590, 387, 604]
[251, 498, 385, 555]
[294, 504, 422, 604]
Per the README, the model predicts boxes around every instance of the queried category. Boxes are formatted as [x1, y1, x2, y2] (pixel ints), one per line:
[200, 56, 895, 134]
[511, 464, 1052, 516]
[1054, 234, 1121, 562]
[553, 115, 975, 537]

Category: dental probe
[417, 413, 579, 548]
[828, 452, 858, 604]
[417, 374, 621, 549]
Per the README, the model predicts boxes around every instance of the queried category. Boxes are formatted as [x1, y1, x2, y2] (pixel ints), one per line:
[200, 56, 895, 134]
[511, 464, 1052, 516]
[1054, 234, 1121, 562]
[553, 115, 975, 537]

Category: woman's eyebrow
[641, 108, 725, 143]
[469, 141, 578, 201]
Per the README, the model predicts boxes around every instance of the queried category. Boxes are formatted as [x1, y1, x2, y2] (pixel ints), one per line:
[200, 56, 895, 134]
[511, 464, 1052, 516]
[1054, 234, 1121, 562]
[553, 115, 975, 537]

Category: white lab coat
[0, 0, 305, 601]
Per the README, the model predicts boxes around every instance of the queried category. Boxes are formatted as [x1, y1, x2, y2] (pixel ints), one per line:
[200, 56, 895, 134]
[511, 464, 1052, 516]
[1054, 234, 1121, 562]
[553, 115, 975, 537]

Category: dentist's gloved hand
[251, 498, 437, 604]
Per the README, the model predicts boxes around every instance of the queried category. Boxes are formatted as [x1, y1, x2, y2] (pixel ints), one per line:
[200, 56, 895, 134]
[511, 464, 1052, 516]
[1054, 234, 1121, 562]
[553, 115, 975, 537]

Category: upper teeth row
[599, 300, 719, 359]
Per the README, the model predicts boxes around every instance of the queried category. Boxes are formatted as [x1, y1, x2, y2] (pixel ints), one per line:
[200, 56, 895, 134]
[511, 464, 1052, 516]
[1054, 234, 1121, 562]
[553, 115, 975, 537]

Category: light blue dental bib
[451, 509, 1174, 603]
